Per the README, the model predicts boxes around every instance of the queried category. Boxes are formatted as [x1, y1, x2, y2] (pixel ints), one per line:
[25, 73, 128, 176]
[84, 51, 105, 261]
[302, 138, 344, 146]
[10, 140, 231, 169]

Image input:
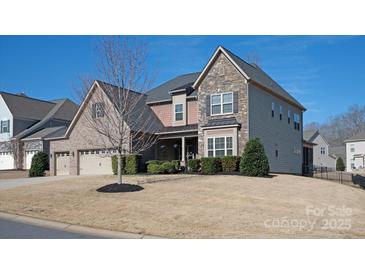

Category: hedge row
[111, 154, 141, 175]
[186, 138, 270, 177]
[147, 160, 180, 174]
[187, 156, 241, 174]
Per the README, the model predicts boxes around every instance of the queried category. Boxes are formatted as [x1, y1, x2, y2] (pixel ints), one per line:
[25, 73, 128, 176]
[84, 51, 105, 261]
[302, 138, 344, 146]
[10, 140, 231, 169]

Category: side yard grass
[0, 173, 364, 238]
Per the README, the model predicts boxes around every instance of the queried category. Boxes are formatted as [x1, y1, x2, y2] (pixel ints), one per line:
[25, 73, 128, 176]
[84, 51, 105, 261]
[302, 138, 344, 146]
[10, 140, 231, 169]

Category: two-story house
[0, 91, 78, 170]
[303, 130, 336, 169]
[344, 131, 365, 172]
[148, 46, 306, 174]
[49, 46, 306, 175]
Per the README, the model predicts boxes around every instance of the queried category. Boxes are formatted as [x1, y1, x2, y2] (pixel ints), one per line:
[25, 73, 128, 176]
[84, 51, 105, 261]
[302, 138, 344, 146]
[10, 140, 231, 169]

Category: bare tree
[78, 37, 160, 184]
[304, 104, 365, 145]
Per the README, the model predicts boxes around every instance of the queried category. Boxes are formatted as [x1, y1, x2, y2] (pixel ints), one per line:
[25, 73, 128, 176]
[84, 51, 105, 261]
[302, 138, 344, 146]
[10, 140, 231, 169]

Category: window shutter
[233, 91, 239, 113]
[206, 95, 210, 116]
[92, 103, 96, 118]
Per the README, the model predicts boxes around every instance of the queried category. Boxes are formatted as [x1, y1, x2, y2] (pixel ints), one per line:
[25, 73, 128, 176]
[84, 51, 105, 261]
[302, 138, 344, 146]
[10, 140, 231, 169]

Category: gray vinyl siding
[248, 84, 303, 174]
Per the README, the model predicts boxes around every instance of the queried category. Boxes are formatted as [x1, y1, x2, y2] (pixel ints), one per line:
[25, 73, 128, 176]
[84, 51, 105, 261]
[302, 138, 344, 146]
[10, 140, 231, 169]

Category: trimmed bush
[221, 156, 240, 173]
[147, 163, 165, 174]
[29, 152, 49, 177]
[161, 161, 176, 174]
[201, 157, 220, 174]
[336, 157, 345, 171]
[187, 159, 200, 172]
[125, 154, 141, 175]
[171, 160, 180, 171]
[146, 160, 164, 165]
[240, 138, 269, 177]
[111, 155, 125, 175]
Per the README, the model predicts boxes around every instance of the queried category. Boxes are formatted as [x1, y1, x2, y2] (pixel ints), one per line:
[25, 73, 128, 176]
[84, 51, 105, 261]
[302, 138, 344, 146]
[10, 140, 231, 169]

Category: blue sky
[0, 35, 364, 125]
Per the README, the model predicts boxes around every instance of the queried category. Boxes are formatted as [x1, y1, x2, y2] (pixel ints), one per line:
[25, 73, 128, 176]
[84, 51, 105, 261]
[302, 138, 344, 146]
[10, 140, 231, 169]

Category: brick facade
[49, 86, 129, 175]
[197, 52, 249, 156]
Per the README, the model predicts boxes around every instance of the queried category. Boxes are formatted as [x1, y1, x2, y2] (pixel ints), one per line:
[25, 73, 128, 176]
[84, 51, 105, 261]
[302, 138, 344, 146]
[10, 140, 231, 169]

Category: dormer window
[211, 92, 233, 115]
[175, 104, 183, 121]
[0, 120, 10, 133]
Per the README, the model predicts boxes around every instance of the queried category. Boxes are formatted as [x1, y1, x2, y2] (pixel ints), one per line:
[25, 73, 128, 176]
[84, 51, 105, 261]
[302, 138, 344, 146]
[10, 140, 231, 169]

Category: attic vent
[16, 92, 28, 97]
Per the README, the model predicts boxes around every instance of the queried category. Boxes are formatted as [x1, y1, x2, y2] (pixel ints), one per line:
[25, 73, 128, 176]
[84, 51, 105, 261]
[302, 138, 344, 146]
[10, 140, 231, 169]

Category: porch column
[181, 136, 186, 166]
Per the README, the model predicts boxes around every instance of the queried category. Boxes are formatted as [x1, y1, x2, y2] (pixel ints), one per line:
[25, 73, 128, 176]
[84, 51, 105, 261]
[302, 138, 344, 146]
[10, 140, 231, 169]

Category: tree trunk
[117, 153, 123, 184]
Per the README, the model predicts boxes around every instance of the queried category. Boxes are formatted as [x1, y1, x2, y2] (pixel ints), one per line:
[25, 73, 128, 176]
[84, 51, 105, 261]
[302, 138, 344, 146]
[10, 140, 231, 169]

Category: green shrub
[221, 156, 240, 173]
[187, 159, 200, 172]
[201, 157, 220, 174]
[240, 138, 269, 177]
[147, 163, 165, 174]
[146, 160, 164, 165]
[125, 154, 141, 174]
[29, 152, 49, 177]
[111, 155, 125, 175]
[336, 157, 345, 171]
[161, 161, 176, 174]
[171, 160, 180, 171]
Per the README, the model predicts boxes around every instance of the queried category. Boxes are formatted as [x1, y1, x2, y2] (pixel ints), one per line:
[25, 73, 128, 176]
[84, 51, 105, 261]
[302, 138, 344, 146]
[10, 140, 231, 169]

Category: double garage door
[0, 152, 14, 170]
[79, 150, 113, 175]
[55, 150, 113, 175]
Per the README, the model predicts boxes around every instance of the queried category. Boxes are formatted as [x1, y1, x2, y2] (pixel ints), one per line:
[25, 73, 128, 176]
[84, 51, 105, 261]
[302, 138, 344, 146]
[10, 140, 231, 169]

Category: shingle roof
[13, 99, 78, 139]
[96, 81, 163, 134]
[0, 91, 55, 120]
[345, 131, 365, 142]
[157, 124, 198, 134]
[201, 117, 240, 128]
[146, 72, 200, 103]
[221, 47, 306, 110]
[329, 145, 346, 160]
[22, 126, 67, 140]
[303, 130, 319, 143]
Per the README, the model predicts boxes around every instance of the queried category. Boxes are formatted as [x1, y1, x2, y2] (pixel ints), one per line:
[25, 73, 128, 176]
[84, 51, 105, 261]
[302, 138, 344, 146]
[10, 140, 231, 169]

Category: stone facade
[197, 52, 249, 156]
[24, 140, 43, 151]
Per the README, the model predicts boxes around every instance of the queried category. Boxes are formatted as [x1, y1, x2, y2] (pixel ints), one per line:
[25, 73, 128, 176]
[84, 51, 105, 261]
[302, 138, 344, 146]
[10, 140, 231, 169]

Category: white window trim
[174, 103, 184, 122]
[95, 103, 104, 118]
[207, 136, 233, 157]
[0, 120, 10, 134]
[210, 92, 233, 116]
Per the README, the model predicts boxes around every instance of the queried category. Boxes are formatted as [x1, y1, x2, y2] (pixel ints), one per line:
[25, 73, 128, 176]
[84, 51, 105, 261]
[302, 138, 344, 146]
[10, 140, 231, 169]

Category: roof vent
[16, 92, 28, 97]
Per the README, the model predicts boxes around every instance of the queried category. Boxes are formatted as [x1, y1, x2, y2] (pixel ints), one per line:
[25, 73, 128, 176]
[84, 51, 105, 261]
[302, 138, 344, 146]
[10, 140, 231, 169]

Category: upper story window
[350, 147, 355, 153]
[93, 102, 105, 118]
[174, 104, 183, 121]
[288, 110, 291, 124]
[294, 113, 300, 131]
[279, 105, 283, 120]
[207, 136, 233, 157]
[320, 147, 326, 155]
[0, 120, 10, 133]
[211, 92, 233, 115]
[271, 102, 275, 117]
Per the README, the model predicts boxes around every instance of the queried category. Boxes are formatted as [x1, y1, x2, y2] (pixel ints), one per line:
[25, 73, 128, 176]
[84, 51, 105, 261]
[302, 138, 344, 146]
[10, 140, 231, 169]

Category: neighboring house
[344, 131, 365, 172]
[303, 130, 336, 169]
[0, 91, 78, 170]
[329, 145, 346, 164]
[49, 46, 306, 176]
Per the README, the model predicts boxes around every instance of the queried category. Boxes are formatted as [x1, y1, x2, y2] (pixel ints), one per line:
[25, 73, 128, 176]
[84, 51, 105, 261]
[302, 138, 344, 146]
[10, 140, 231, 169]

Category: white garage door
[79, 150, 113, 175]
[25, 150, 39, 170]
[0, 152, 14, 170]
[55, 152, 70, 176]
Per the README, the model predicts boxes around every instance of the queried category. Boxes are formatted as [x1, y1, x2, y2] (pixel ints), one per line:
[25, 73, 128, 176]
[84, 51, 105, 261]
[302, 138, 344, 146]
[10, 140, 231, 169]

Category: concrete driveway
[0, 175, 79, 191]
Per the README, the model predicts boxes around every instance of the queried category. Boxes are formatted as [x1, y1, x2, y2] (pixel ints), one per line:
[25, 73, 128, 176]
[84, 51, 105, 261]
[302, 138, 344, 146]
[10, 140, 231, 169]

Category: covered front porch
[154, 126, 198, 166]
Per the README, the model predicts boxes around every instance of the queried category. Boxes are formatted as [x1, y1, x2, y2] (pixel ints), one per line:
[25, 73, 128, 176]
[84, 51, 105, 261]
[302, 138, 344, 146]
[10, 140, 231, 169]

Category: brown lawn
[0, 170, 28, 180]
[0, 174, 364, 238]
